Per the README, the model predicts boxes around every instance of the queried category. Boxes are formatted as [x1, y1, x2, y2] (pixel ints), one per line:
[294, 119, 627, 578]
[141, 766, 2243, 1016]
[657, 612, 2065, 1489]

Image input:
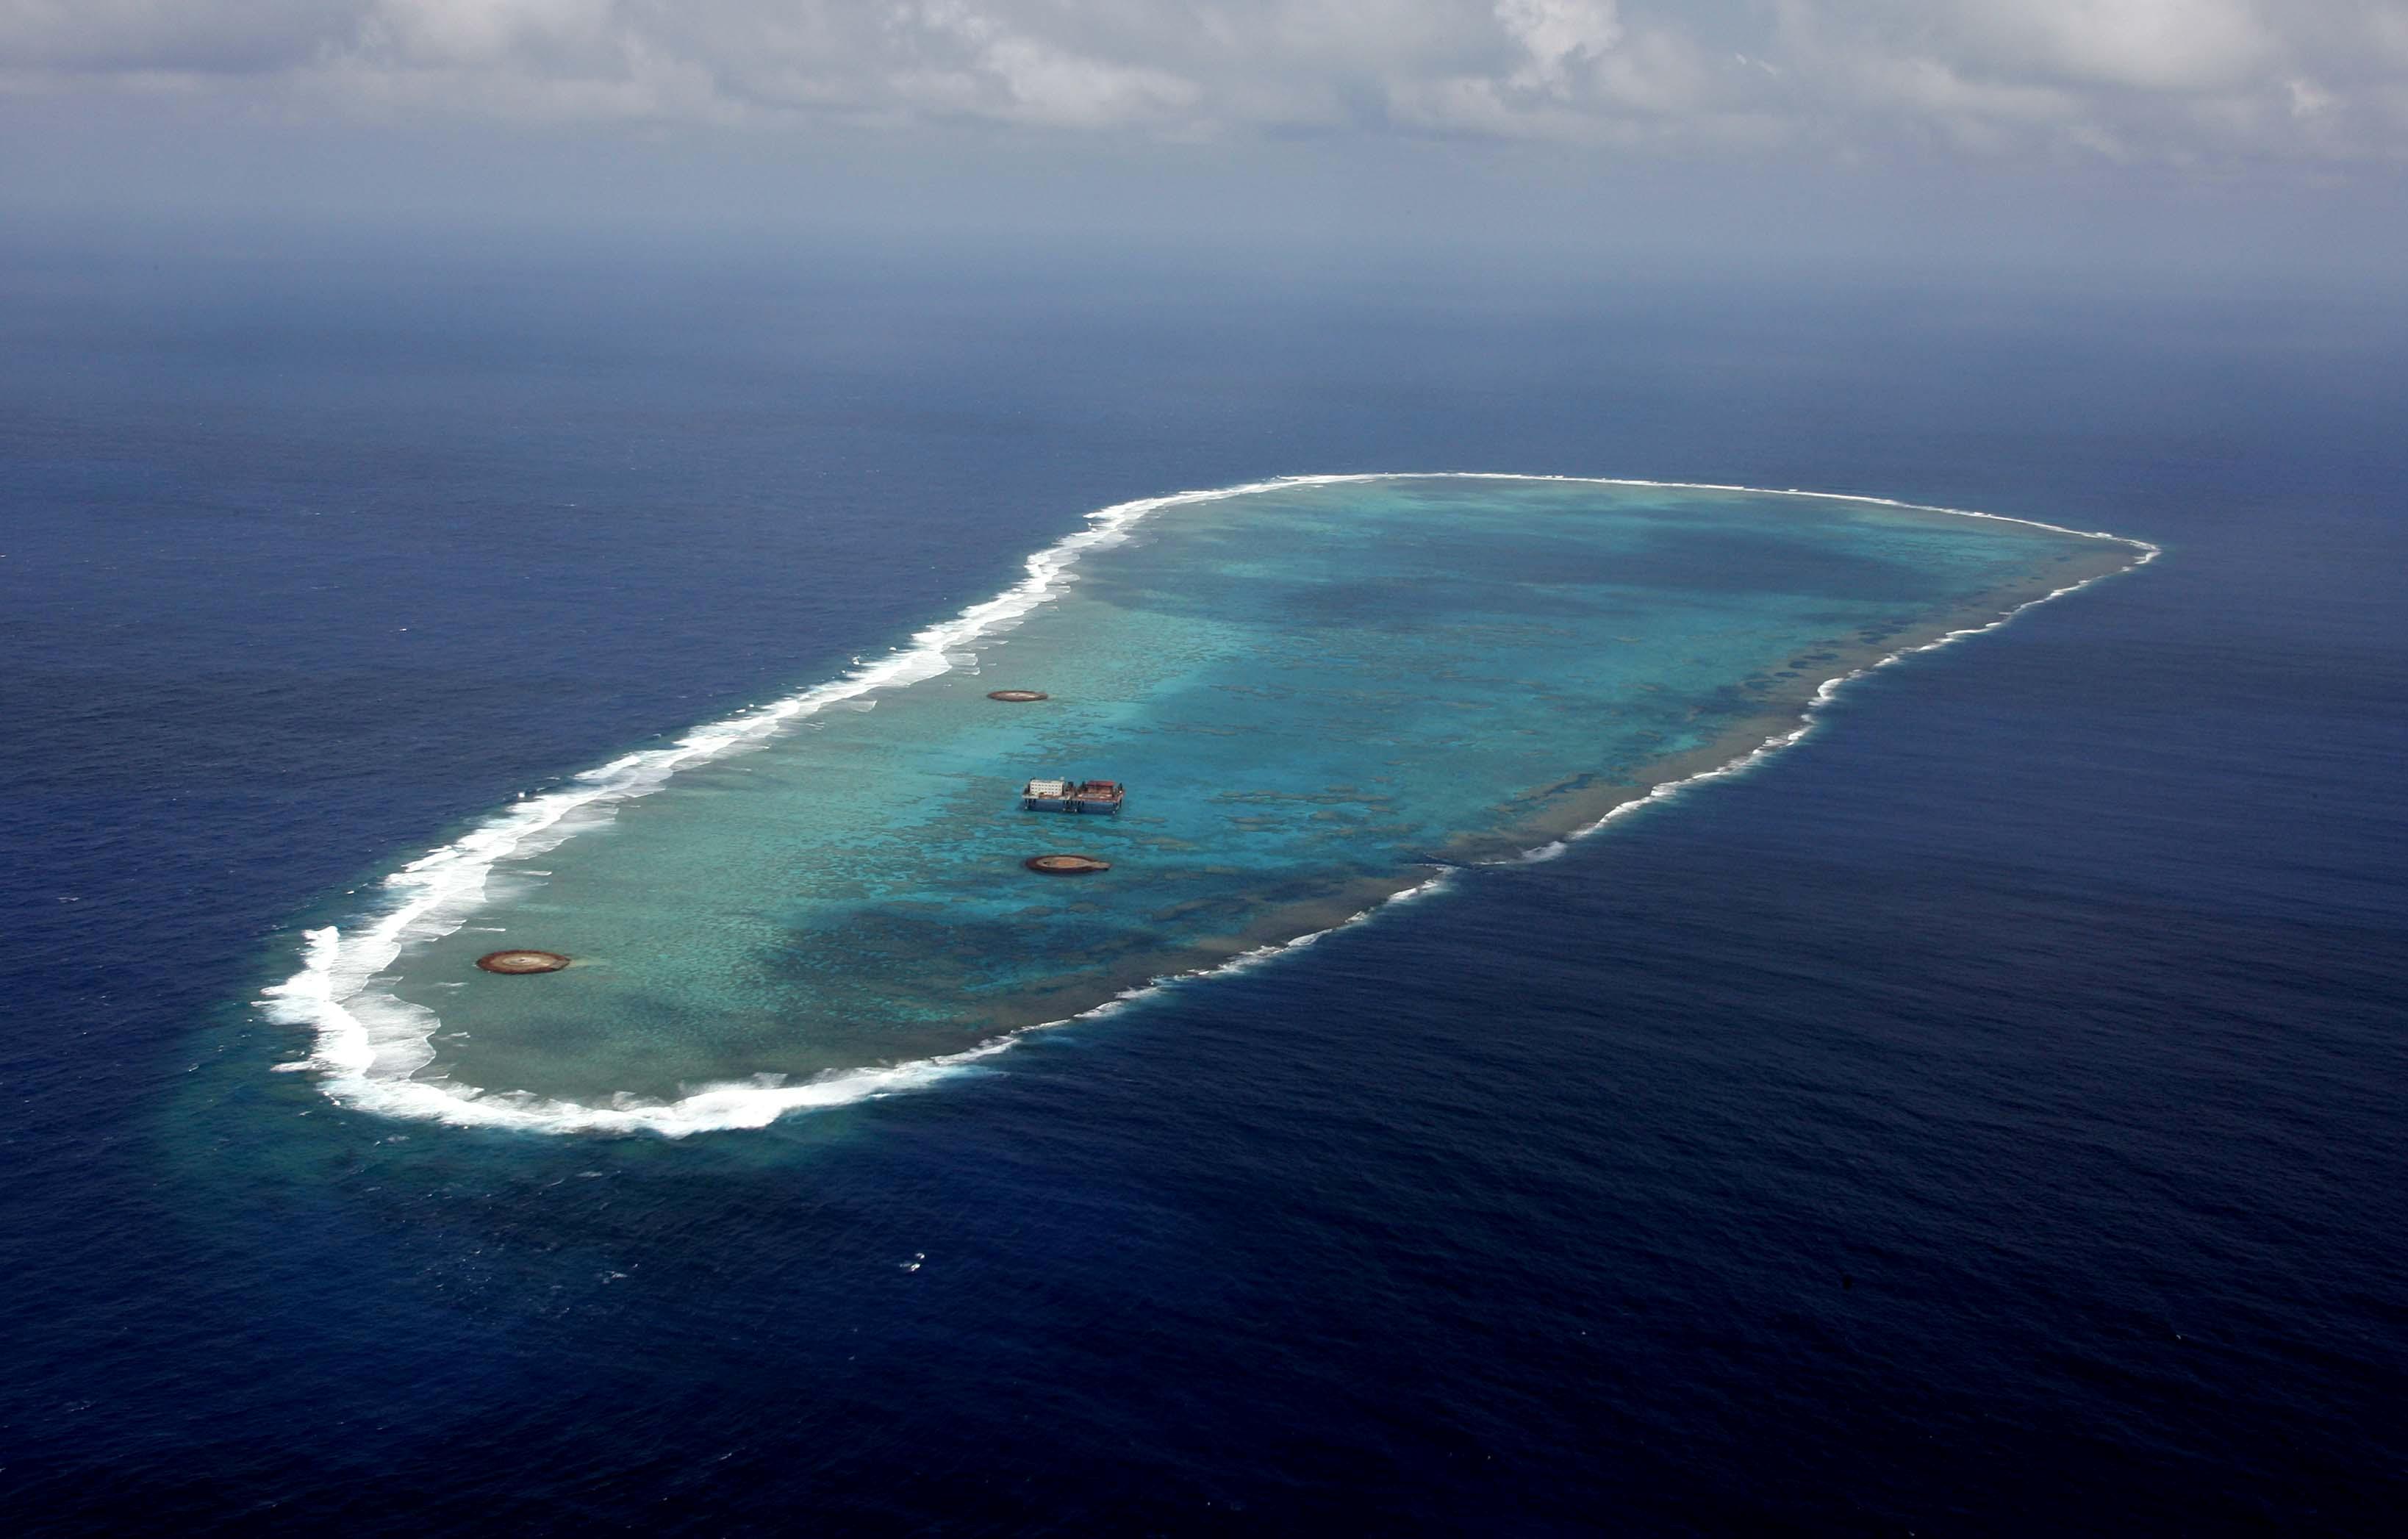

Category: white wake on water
[257, 474, 2157, 1137]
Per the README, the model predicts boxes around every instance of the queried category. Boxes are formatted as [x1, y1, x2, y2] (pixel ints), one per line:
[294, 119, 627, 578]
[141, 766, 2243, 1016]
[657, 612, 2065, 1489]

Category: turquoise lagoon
[268, 476, 2148, 1132]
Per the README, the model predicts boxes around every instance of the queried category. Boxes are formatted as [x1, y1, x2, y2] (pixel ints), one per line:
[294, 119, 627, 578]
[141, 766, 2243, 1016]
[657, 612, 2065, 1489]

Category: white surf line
[1504, 510, 2158, 866]
[257, 474, 2157, 1137]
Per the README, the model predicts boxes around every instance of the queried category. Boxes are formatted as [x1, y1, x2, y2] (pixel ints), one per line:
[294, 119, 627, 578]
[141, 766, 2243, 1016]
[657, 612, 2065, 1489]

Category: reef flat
[266, 476, 2149, 1132]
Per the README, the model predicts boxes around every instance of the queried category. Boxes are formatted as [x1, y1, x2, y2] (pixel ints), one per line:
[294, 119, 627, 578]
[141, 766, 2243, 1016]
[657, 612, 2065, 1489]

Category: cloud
[1, 0, 2404, 165]
[362, 0, 619, 69]
[0, 0, 362, 73]
[897, 1, 1199, 129]
[1941, 0, 2276, 93]
[1496, 0, 1624, 94]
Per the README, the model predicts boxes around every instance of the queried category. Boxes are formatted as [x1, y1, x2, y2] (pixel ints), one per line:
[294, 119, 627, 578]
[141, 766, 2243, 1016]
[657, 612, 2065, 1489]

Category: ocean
[1, 234, 2403, 1532]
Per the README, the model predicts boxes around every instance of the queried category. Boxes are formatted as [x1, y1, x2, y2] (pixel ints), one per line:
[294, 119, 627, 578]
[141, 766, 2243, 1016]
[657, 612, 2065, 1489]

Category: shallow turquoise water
[345, 477, 2127, 1107]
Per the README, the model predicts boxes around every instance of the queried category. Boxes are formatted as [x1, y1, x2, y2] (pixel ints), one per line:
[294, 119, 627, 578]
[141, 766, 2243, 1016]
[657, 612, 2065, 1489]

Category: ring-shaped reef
[265, 475, 2151, 1134]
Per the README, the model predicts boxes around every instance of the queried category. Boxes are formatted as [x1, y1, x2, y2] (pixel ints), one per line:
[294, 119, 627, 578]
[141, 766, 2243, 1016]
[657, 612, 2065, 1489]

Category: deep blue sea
[3, 233, 2404, 1534]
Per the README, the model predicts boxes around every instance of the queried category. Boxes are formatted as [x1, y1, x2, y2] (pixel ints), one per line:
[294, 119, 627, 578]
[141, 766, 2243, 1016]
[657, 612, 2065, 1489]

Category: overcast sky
[7, 2, 2405, 269]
